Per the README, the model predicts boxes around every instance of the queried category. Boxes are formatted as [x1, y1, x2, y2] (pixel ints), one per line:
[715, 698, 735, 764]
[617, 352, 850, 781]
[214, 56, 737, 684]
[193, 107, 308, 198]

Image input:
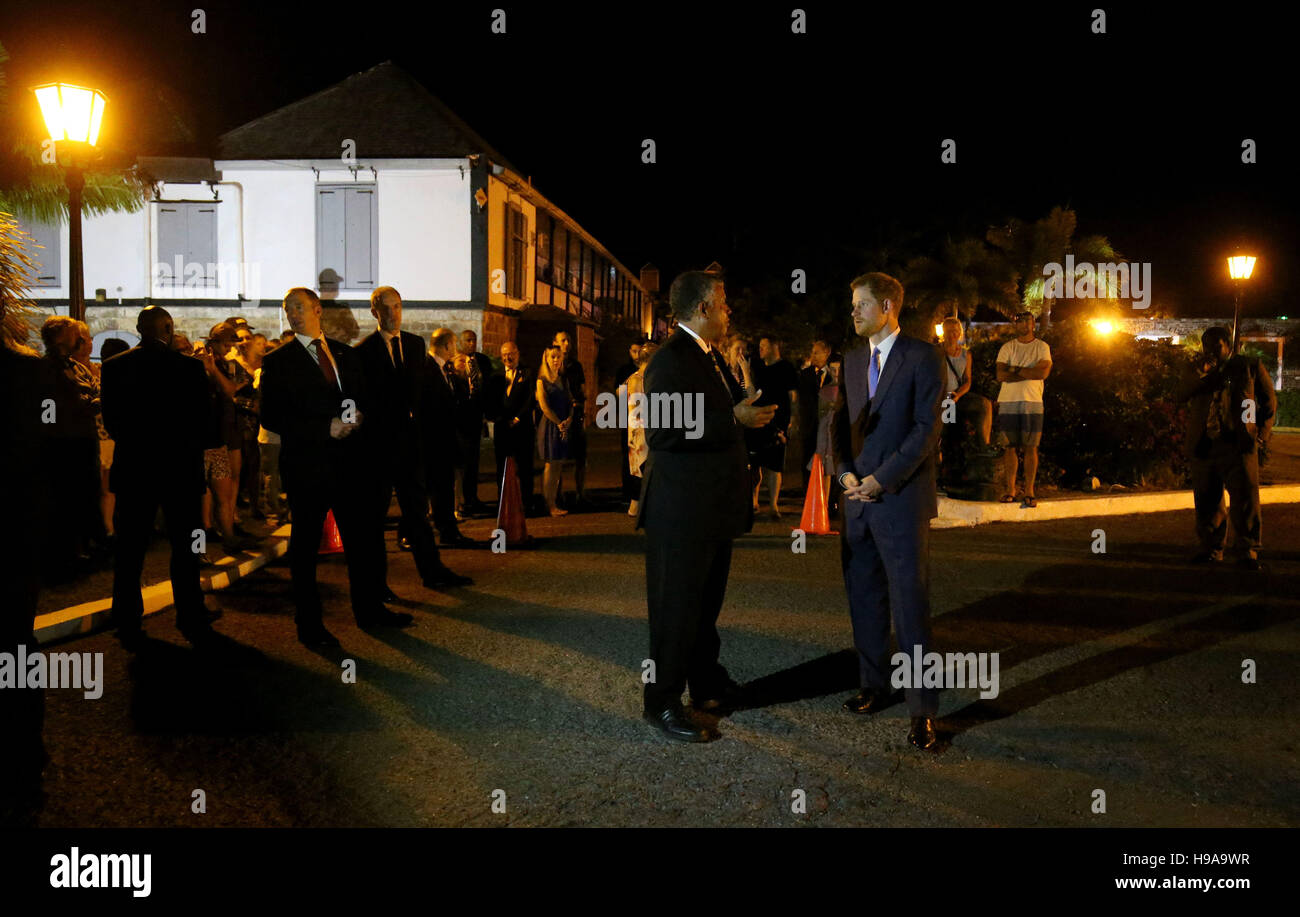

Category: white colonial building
[19, 61, 655, 410]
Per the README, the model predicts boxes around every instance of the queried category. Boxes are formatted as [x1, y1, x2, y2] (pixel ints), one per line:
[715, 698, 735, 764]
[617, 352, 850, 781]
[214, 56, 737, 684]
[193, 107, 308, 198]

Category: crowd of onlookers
[32, 312, 604, 585]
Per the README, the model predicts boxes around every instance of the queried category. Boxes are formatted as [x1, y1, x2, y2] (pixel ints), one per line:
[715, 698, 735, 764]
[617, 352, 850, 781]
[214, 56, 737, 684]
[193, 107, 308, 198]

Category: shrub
[1276, 389, 1300, 428]
[969, 318, 1190, 487]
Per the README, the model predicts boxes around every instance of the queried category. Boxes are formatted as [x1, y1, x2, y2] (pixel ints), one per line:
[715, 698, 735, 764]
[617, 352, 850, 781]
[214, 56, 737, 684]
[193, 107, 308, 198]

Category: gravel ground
[26, 430, 1300, 827]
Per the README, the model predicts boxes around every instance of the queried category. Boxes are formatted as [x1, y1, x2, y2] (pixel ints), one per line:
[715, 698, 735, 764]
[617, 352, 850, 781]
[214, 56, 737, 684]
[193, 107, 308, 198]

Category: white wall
[29, 159, 474, 309]
[377, 168, 472, 301]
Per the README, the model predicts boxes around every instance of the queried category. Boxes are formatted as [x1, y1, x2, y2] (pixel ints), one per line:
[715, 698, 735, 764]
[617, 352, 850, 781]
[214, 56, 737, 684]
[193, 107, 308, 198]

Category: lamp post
[32, 82, 107, 324]
[1226, 253, 1256, 354]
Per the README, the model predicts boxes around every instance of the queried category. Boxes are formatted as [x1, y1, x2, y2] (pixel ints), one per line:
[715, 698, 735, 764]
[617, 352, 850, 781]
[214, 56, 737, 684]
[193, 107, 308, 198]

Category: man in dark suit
[100, 306, 214, 648]
[421, 327, 476, 547]
[797, 340, 834, 484]
[831, 272, 945, 750]
[1, 309, 55, 816]
[485, 341, 536, 512]
[355, 287, 471, 595]
[637, 271, 775, 742]
[259, 287, 412, 646]
[457, 329, 494, 515]
[1177, 325, 1276, 570]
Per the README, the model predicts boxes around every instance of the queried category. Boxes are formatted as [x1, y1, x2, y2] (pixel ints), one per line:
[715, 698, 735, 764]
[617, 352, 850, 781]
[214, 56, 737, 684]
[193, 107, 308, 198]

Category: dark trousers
[494, 424, 536, 507]
[44, 436, 101, 575]
[238, 425, 261, 509]
[286, 476, 384, 626]
[644, 534, 733, 711]
[1191, 439, 1262, 558]
[459, 421, 483, 507]
[1, 515, 46, 804]
[841, 514, 938, 717]
[427, 457, 460, 538]
[111, 486, 207, 634]
[379, 459, 444, 583]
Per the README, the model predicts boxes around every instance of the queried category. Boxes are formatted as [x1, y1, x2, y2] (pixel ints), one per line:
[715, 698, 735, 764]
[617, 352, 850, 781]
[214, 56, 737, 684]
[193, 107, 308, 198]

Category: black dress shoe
[1238, 556, 1263, 571]
[398, 537, 413, 552]
[423, 569, 473, 588]
[908, 716, 939, 750]
[357, 608, 415, 629]
[297, 625, 340, 647]
[692, 681, 747, 713]
[441, 534, 479, 548]
[381, 586, 400, 603]
[843, 690, 892, 715]
[643, 705, 711, 743]
[1191, 550, 1223, 564]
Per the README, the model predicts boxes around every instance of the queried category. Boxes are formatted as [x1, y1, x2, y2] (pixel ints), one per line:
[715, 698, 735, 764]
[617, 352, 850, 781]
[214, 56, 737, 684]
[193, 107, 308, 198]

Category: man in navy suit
[356, 286, 471, 595]
[831, 272, 945, 750]
[636, 271, 775, 742]
[260, 287, 412, 646]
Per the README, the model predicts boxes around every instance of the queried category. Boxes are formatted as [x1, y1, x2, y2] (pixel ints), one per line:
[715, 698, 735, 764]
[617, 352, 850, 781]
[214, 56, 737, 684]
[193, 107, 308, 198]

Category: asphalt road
[27, 460, 1299, 827]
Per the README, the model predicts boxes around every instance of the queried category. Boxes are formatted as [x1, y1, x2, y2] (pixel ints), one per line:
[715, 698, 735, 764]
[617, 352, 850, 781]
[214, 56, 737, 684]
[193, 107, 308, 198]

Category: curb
[932, 484, 1300, 528]
[33, 525, 292, 646]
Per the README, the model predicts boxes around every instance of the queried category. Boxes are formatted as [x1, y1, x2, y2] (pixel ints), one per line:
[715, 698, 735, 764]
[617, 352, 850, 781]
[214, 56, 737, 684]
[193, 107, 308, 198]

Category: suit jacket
[1177, 354, 1276, 458]
[636, 328, 751, 539]
[831, 333, 944, 538]
[100, 343, 210, 496]
[420, 354, 462, 471]
[798, 364, 834, 432]
[486, 365, 537, 432]
[356, 329, 426, 463]
[259, 336, 370, 492]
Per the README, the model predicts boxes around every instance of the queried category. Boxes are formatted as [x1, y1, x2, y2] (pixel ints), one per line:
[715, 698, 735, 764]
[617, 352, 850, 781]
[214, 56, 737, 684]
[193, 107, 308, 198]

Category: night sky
[4, 2, 1296, 317]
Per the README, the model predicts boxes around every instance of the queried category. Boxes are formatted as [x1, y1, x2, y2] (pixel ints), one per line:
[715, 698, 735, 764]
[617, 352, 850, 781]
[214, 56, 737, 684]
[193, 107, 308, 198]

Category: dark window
[505, 204, 526, 299]
[536, 212, 553, 285]
[567, 232, 582, 294]
[553, 224, 568, 293]
[23, 218, 62, 287]
[156, 202, 217, 287]
[317, 185, 377, 290]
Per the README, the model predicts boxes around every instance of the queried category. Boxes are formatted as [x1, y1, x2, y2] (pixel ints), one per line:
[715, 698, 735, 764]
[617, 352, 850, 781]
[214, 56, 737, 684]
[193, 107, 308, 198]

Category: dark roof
[216, 61, 517, 169]
[135, 157, 222, 183]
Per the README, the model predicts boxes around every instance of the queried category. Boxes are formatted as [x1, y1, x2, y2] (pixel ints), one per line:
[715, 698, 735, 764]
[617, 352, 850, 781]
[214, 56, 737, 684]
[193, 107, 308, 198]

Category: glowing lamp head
[1227, 255, 1256, 281]
[1090, 319, 1115, 336]
[33, 83, 107, 146]
[934, 323, 945, 339]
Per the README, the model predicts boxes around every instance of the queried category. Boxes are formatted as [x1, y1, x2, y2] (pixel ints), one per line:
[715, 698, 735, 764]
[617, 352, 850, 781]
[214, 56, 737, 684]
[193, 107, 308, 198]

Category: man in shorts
[995, 311, 1052, 507]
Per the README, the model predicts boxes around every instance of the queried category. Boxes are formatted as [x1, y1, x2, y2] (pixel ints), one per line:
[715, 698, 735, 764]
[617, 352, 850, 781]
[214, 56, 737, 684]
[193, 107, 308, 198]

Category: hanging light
[33, 82, 108, 146]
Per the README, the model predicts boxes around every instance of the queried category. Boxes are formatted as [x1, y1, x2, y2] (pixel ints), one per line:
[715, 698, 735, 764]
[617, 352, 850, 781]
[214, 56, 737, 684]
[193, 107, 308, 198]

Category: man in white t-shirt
[995, 311, 1052, 507]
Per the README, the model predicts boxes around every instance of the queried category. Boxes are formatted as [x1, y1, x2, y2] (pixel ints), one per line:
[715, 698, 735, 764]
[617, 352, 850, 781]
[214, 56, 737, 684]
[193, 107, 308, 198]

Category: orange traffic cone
[318, 509, 344, 554]
[495, 457, 532, 546]
[798, 454, 834, 535]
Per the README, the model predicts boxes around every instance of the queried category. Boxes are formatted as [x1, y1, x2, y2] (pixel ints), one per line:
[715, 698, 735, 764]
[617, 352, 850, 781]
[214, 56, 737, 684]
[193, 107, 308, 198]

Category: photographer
[1177, 326, 1276, 570]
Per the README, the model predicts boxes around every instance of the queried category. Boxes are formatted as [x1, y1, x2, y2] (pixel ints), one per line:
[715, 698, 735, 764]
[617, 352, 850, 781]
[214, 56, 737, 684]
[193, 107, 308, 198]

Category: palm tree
[1, 211, 41, 349]
[986, 206, 1122, 330]
[902, 236, 1019, 326]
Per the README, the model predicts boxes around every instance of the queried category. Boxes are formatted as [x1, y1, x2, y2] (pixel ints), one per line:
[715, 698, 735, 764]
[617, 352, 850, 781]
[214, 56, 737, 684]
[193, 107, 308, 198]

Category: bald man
[259, 287, 412, 646]
[101, 306, 214, 648]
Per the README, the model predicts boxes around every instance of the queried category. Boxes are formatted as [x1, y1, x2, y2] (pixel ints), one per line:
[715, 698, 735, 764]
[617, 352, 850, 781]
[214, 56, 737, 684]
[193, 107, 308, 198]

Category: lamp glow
[1227, 255, 1256, 281]
[33, 82, 107, 146]
[1090, 319, 1114, 335]
[934, 323, 945, 338]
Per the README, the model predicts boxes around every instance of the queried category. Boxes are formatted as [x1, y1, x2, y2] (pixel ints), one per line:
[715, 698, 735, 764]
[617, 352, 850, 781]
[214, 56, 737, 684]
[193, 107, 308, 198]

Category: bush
[1277, 389, 1300, 428]
[969, 318, 1190, 487]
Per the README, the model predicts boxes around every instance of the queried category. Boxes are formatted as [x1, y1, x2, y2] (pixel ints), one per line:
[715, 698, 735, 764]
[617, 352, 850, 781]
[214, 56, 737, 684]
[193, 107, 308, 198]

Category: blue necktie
[868, 347, 881, 399]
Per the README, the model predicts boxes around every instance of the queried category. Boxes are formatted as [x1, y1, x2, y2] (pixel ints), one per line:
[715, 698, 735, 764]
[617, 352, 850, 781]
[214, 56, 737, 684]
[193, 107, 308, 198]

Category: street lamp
[1226, 253, 1256, 353]
[32, 82, 108, 323]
